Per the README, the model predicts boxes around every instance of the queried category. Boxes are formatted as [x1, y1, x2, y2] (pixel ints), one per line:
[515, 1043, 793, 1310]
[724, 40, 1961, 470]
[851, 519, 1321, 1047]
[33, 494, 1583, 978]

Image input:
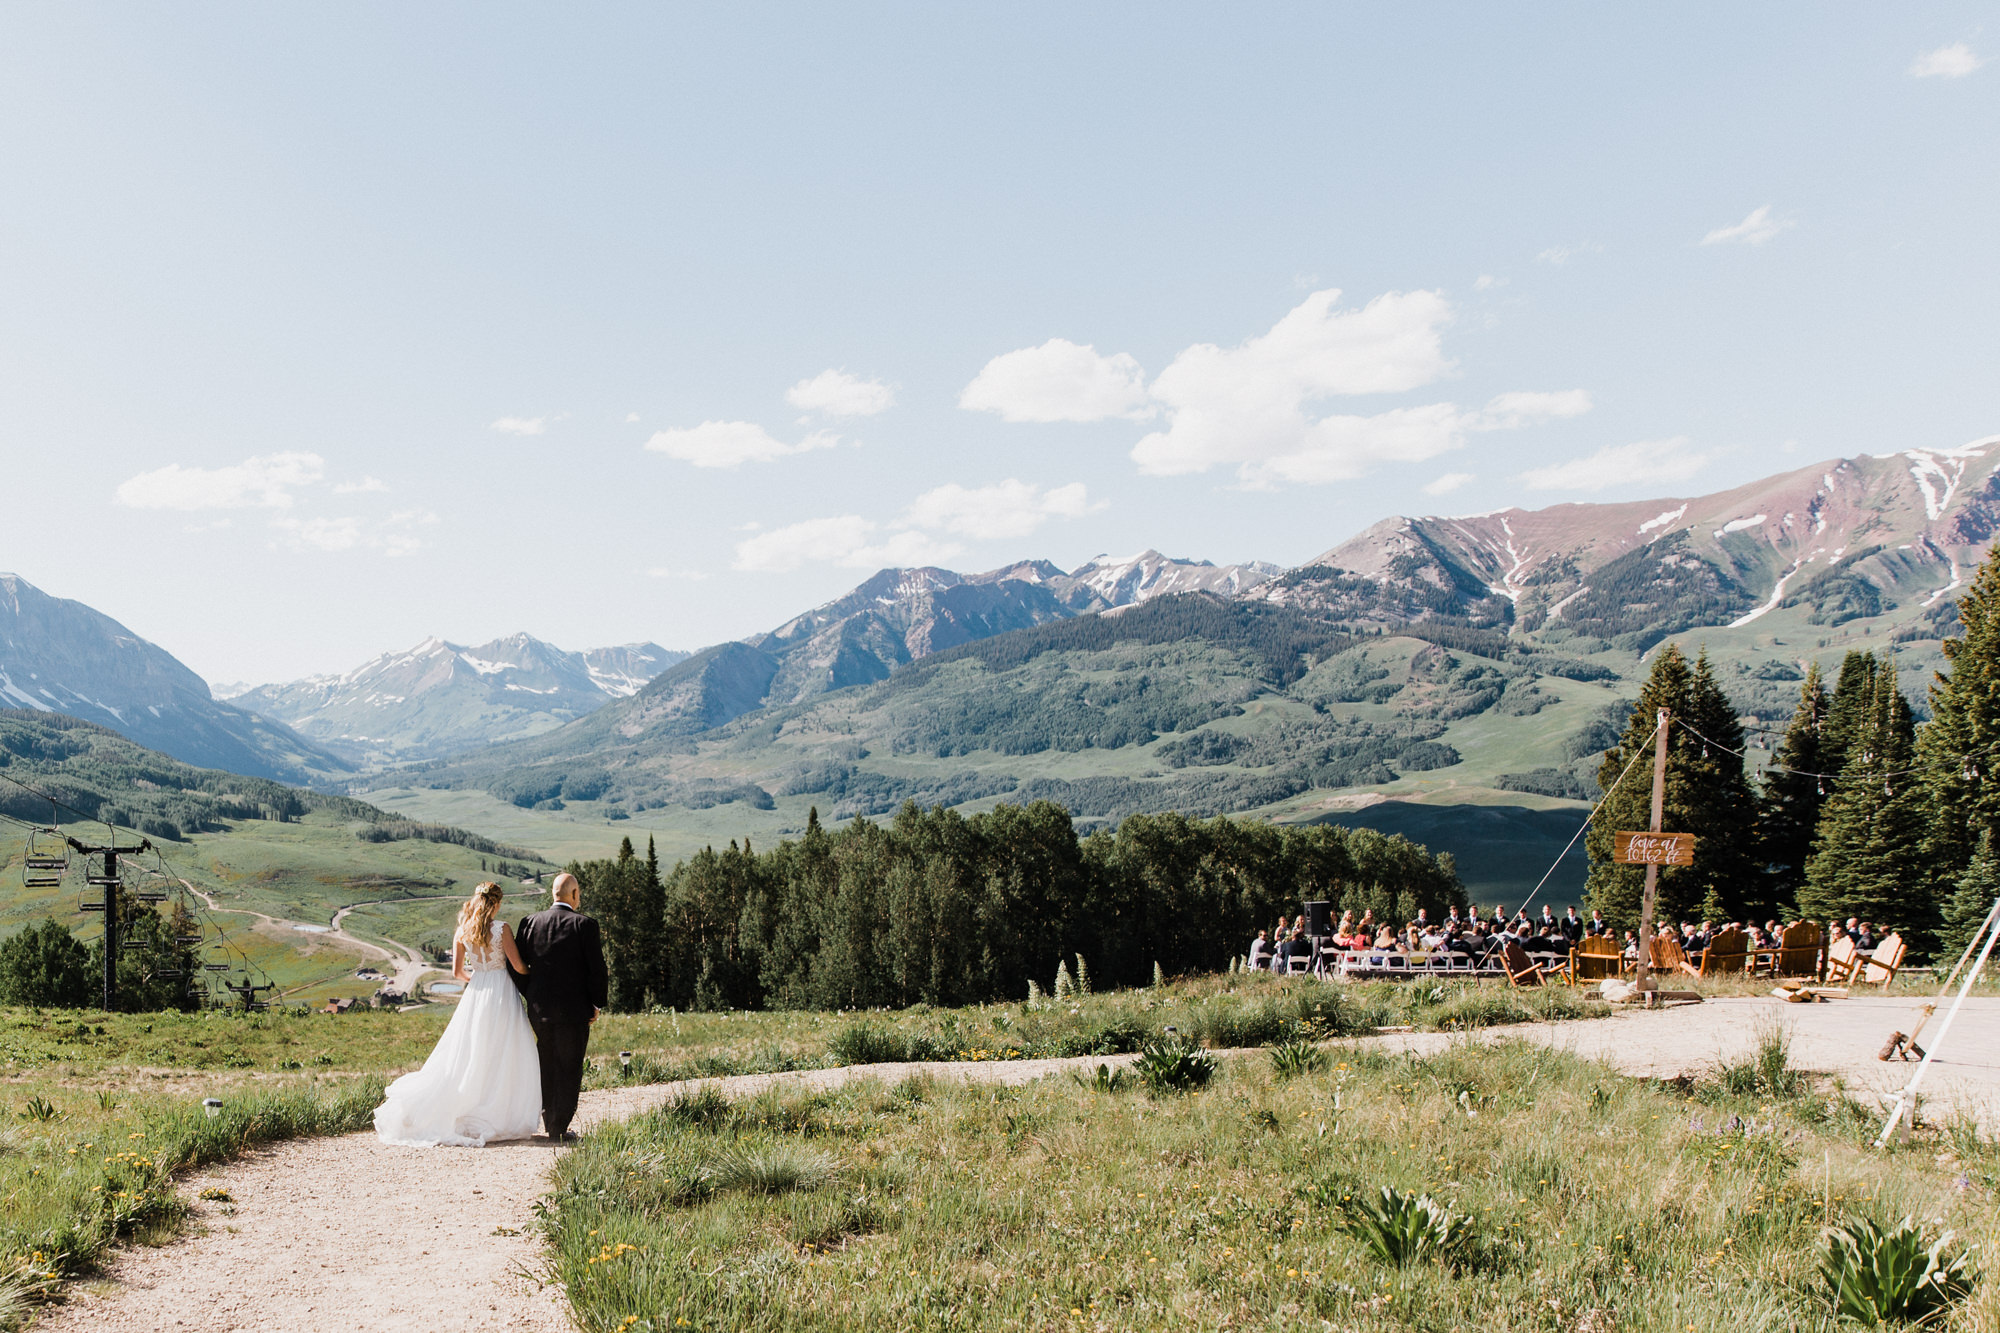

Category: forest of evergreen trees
[1584, 548, 2000, 961]
[569, 803, 1465, 1013]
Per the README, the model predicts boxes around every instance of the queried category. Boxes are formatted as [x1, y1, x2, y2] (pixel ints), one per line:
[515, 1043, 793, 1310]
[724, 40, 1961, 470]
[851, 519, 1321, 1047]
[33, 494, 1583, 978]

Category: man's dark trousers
[514, 902, 610, 1138]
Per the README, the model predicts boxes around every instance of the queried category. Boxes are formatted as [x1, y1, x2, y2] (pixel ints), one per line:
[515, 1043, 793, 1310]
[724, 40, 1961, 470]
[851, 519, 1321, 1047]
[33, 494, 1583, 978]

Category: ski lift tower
[69, 834, 152, 1011]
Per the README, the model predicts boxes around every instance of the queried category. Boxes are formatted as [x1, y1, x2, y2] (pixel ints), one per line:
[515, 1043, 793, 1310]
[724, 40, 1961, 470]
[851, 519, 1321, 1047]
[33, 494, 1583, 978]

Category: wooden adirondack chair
[1860, 933, 1906, 989]
[1824, 935, 1860, 984]
[1501, 939, 1547, 988]
[1648, 932, 1689, 974]
[1683, 926, 1748, 979]
[1775, 922, 1823, 978]
[1570, 935, 1623, 983]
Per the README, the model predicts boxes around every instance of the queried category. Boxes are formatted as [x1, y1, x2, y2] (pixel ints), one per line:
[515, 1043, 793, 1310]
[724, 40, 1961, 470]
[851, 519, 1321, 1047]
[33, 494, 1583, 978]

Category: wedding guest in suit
[1559, 907, 1585, 944]
[1249, 929, 1272, 971]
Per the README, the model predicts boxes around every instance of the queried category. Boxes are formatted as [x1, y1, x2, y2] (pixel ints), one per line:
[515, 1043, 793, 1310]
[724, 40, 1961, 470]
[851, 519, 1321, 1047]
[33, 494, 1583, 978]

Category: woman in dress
[374, 882, 543, 1147]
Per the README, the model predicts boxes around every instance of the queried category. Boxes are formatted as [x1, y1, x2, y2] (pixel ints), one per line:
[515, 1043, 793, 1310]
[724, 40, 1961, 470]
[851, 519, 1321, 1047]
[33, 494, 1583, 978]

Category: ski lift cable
[1670, 717, 1940, 782]
[1512, 738, 1654, 922]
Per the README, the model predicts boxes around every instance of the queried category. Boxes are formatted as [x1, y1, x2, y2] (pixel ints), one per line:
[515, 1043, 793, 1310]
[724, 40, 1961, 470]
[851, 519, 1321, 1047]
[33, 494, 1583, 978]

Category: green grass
[542, 1035, 2000, 1332]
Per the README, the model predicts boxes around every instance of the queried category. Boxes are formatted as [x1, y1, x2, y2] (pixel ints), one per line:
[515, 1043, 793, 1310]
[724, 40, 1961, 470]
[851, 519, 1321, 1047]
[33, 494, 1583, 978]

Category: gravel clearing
[35, 994, 2000, 1332]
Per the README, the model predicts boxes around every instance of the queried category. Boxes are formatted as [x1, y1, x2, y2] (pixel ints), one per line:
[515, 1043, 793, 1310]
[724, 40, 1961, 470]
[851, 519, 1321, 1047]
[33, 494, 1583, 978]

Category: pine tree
[1820, 651, 1879, 780]
[1584, 645, 1759, 927]
[1799, 656, 1931, 943]
[1756, 663, 1829, 911]
[1937, 831, 2000, 967]
[1922, 547, 2000, 888]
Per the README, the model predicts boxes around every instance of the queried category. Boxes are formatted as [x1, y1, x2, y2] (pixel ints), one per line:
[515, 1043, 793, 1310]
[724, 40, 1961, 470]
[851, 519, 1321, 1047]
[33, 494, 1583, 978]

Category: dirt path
[182, 885, 451, 998]
[37, 995, 2000, 1332]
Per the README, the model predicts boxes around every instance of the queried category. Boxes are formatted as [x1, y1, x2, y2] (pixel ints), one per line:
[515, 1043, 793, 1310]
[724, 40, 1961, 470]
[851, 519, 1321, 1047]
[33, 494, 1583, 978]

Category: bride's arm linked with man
[372, 872, 610, 1148]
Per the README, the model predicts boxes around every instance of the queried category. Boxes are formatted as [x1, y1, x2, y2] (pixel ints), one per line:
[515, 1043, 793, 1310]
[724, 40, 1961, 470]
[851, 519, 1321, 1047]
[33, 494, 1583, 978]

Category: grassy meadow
[545, 1031, 2000, 1333]
[0, 972, 1607, 1324]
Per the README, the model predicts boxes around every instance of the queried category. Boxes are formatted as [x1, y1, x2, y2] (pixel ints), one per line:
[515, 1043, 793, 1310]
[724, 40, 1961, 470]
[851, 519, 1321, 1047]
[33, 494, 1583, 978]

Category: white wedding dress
[374, 923, 542, 1147]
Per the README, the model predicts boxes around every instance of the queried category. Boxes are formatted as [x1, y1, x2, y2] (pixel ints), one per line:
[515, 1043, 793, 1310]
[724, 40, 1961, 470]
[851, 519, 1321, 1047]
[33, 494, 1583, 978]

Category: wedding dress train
[374, 924, 542, 1147]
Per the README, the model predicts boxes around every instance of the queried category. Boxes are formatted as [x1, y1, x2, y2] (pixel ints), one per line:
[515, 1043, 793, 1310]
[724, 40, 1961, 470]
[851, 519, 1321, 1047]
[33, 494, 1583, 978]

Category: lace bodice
[459, 922, 508, 973]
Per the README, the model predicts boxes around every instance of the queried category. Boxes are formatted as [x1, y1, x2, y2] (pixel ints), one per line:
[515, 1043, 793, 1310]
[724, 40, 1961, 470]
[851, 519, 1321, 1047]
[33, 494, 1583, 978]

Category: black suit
[515, 903, 610, 1137]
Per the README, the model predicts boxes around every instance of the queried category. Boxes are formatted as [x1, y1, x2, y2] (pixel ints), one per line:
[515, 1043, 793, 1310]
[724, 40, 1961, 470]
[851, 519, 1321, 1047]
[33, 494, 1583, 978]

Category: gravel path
[36, 993, 2000, 1332]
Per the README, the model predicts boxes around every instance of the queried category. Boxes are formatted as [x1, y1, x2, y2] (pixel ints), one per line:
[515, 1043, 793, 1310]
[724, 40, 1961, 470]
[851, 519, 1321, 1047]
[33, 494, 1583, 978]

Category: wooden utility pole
[1633, 708, 1670, 995]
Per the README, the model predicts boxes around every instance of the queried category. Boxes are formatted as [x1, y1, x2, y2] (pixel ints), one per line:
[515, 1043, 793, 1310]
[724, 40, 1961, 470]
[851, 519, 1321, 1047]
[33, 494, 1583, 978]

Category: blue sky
[2, 5, 1995, 683]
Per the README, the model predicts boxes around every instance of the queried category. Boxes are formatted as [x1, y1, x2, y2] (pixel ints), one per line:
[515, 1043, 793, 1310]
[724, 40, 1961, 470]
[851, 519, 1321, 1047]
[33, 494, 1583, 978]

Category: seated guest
[1855, 921, 1879, 952]
[1622, 929, 1638, 961]
[1249, 929, 1272, 971]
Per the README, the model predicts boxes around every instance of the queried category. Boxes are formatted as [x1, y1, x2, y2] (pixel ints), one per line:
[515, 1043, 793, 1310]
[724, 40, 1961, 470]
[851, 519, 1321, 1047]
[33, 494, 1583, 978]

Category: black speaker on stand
[1303, 900, 1332, 938]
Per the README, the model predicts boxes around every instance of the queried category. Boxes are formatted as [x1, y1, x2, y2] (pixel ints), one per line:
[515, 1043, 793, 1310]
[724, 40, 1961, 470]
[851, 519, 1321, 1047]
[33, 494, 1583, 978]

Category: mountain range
[399, 440, 1997, 869]
[7, 438, 1997, 902]
[226, 634, 686, 767]
[0, 574, 345, 784]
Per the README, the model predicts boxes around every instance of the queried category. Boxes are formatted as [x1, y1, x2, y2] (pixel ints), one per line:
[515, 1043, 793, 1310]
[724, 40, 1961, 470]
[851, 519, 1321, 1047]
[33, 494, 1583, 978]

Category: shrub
[1269, 1037, 1327, 1078]
[1340, 1186, 1471, 1267]
[1070, 1062, 1134, 1093]
[1819, 1216, 1976, 1326]
[706, 1144, 842, 1196]
[1134, 1036, 1216, 1094]
[828, 1024, 949, 1065]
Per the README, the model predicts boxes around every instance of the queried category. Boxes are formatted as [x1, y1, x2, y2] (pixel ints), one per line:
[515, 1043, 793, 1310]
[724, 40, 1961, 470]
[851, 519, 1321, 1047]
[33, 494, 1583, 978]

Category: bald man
[515, 873, 609, 1140]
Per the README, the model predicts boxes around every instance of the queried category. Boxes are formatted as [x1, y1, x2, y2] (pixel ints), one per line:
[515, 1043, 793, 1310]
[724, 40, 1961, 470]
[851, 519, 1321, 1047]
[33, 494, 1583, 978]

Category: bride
[374, 882, 542, 1147]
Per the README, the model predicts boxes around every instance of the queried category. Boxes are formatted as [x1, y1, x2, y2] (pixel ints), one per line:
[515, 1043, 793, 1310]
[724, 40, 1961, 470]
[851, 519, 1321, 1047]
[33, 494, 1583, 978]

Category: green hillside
[0, 712, 556, 1007]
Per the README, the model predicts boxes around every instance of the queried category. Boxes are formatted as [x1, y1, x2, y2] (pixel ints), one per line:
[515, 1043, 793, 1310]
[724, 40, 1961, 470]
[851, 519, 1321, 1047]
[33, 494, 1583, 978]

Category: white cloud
[333, 475, 388, 495]
[271, 515, 363, 552]
[490, 417, 546, 436]
[959, 338, 1153, 423]
[1519, 438, 1713, 492]
[116, 452, 325, 511]
[733, 516, 961, 574]
[1476, 389, 1593, 430]
[1701, 205, 1793, 246]
[1133, 289, 1470, 484]
[1910, 43, 1984, 78]
[786, 369, 896, 417]
[1423, 472, 1475, 496]
[1473, 274, 1501, 291]
[271, 508, 434, 558]
[900, 480, 1101, 541]
[644, 421, 840, 468]
[625, 413, 641, 423]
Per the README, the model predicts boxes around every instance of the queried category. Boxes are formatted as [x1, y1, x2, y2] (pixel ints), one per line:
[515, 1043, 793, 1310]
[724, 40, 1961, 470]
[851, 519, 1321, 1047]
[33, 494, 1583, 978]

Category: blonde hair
[457, 882, 504, 960]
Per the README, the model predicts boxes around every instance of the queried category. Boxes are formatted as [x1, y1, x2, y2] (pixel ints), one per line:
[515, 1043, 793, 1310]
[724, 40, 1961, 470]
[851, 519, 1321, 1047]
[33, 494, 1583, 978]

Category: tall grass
[0, 1073, 383, 1328]
[542, 1038, 1981, 1331]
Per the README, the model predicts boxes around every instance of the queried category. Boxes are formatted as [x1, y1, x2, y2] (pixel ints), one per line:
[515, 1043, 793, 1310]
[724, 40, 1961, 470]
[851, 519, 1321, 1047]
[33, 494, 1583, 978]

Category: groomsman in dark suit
[1559, 907, 1586, 945]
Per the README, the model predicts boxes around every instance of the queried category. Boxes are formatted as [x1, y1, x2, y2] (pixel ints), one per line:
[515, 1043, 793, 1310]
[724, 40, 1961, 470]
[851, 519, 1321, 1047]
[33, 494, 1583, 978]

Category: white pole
[1875, 896, 2000, 1148]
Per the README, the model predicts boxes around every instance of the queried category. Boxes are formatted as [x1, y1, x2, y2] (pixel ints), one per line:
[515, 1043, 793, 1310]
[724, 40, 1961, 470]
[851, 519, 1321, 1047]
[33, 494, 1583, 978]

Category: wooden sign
[1615, 831, 1697, 866]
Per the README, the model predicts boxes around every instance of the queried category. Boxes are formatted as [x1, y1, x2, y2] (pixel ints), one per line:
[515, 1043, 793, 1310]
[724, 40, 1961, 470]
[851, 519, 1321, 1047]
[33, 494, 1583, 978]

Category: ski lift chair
[22, 827, 68, 888]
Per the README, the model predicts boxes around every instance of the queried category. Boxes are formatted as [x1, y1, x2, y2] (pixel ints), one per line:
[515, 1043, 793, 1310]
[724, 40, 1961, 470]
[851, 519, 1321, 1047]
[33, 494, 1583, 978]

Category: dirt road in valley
[37, 996, 2000, 1332]
[181, 885, 454, 998]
